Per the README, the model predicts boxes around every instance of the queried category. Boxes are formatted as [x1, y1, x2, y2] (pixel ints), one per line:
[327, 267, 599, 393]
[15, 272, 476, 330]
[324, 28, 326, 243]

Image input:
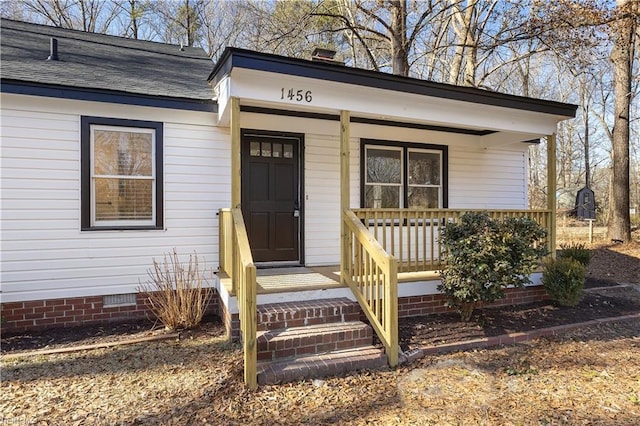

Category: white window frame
[362, 142, 446, 209]
[90, 125, 156, 227]
[407, 147, 443, 209]
[364, 145, 404, 208]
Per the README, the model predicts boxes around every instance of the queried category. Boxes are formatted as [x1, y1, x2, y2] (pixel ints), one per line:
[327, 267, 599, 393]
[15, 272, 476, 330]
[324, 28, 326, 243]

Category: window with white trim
[81, 117, 163, 230]
[407, 148, 442, 208]
[362, 141, 447, 209]
[365, 146, 403, 208]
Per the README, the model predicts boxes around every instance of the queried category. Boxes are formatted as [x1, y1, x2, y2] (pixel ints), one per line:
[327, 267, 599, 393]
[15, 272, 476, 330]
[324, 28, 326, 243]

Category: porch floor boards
[218, 265, 344, 295]
[218, 265, 443, 295]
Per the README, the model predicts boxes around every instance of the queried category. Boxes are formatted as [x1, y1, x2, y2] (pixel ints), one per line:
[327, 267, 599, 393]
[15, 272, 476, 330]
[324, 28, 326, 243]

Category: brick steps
[257, 298, 361, 331]
[257, 346, 386, 385]
[255, 298, 385, 384]
[257, 321, 372, 361]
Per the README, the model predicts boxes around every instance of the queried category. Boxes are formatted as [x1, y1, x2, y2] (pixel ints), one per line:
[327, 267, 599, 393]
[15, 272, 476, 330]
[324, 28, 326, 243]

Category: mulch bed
[0, 314, 223, 354]
[2, 242, 637, 356]
[397, 290, 640, 351]
[4, 290, 639, 356]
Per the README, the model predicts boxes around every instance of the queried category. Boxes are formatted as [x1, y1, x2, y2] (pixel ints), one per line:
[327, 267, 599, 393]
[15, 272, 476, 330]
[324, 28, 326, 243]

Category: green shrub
[542, 257, 586, 307]
[438, 212, 547, 321]
[139, 249, 213, 331]
[558, 243, 591, 266]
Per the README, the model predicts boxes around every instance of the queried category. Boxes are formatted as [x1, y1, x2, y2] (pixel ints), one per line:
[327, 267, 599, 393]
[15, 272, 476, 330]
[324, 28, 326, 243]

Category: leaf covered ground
[2, 318, 639, 425]
[2, 240, 638, 424]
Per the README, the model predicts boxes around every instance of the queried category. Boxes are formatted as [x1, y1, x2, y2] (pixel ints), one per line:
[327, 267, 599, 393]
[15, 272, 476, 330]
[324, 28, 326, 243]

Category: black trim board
[212, 48, 577, 117]
[2, 80, 217, 112]
[360, 139, 449, 209]
[80, 116, 164, 231]
[240, 105, 495, 136]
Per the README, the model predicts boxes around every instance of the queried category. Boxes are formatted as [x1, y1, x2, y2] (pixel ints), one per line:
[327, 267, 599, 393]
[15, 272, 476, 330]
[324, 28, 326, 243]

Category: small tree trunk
[460, 302, 475, 322]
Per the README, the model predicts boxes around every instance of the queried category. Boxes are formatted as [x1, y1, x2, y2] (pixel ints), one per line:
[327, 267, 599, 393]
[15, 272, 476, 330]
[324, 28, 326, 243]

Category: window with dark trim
[81, 117, 163, 230]
[360, 139, 448, 208]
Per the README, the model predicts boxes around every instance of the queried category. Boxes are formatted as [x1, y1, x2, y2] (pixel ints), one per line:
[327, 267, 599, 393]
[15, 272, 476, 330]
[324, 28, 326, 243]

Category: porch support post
[547, 133, 557, 258]
[231, 96, 241, 208]
[340, 110, 350, 284]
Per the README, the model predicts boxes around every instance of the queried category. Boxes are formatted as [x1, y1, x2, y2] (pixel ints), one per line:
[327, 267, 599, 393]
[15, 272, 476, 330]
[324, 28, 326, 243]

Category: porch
[218, 205, 554, 388]
[208, 48, 574, 388]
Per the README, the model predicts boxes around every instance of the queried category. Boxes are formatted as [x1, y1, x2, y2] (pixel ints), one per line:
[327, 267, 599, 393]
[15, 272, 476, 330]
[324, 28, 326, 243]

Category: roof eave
[209, 47, 578, 118]
[1, 79, 218, 113]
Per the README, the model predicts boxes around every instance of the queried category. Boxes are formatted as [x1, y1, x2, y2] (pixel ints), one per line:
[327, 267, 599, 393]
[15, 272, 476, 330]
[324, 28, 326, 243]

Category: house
[1, 19, 577, 387]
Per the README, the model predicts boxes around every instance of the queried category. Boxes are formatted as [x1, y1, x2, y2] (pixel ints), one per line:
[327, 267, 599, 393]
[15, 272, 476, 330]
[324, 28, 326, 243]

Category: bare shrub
[139, 249, 213, 331]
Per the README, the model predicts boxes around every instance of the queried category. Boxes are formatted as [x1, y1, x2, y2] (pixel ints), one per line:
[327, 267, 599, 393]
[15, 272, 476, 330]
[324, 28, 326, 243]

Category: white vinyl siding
[237, 112, 528, 267]
[1, 98, 530, 302]
[0, 95, 229, 303]
[448, 146, 527, 209]
[302, 133, 361, 266]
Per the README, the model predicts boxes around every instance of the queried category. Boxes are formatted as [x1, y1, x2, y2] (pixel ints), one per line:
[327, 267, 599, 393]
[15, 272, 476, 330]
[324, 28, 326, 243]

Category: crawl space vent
[103, 293, 137, 307]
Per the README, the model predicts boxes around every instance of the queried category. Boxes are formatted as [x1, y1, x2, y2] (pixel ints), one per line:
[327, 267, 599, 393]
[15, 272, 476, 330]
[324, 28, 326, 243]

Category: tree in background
[11, 0, 119, 32]
[1, 0, 637, 237]
[607, 0, 636, 241]
[151, 0, 205, 47]
[311, 0, 453, 75]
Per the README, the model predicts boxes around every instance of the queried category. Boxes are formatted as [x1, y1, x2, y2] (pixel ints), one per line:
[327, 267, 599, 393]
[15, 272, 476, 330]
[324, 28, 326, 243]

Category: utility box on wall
[575, 187, 596, 220]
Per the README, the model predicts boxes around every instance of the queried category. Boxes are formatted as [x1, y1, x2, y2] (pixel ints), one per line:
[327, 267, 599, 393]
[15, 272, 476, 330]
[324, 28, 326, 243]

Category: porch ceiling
[222, 96, 551, 147]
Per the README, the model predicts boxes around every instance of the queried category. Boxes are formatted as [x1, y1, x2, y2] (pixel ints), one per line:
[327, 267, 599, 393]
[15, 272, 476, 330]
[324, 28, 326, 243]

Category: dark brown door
[242, 133, 301, 263]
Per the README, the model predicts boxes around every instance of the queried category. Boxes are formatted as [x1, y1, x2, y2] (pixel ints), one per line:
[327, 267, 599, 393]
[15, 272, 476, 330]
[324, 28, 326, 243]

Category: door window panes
[261, 142, 271, 157]
[273, 143, 282, 158]
[250, 141, 261, 156]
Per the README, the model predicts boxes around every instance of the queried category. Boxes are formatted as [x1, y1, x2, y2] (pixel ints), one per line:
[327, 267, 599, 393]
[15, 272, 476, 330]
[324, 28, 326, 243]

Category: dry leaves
[2, 319, 639, 425]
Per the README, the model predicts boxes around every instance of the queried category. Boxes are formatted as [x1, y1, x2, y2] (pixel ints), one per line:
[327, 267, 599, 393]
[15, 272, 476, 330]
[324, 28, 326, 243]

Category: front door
[242, 132, 302, 263]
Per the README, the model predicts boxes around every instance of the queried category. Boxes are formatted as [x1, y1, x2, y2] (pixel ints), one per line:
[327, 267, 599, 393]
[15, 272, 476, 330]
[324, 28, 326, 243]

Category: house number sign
[281, 88, 312, 103]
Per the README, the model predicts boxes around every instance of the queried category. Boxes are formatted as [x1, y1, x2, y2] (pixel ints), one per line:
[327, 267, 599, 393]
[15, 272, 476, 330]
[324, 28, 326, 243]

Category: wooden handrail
[352, 208, 552, 273]
[219, 208, 257, 389]
[343, 210, 398, 367]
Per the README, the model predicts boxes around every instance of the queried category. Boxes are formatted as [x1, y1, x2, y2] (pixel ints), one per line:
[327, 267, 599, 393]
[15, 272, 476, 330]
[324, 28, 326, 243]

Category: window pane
[365, 185, 400, 208]
[408, 186, 439, 208]
[272, 143, 282, 158]
[95, 178, 153, 221]
[408, 151, 440, 185]
[261, 142, 271, 157]
[283, 144, 293, 158]
[94, 130, 152, 176]
[367, 148, 401, 184]
[250, 141, 261, 156]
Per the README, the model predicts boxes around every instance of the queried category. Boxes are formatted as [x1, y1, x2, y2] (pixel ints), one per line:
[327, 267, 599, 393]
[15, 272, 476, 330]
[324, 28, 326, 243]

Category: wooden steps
[255, 298, 386, 385]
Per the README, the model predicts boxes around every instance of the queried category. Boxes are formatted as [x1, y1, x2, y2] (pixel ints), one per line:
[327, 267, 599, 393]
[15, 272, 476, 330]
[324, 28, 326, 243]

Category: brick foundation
[216, 292, 239, 341]
[217, 286, 549, 342]
[397, 286, 549, 318]
[1, 292, 219, 335]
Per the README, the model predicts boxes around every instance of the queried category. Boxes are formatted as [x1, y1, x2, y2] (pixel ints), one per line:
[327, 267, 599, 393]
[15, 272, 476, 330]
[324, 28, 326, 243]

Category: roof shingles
[1, 19, 214, 101]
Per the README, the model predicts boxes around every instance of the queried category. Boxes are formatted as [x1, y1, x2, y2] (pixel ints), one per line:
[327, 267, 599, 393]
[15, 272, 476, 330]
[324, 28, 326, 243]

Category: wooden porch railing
[352, 209, 552, 273]
[219, 208, 257, 389]
[343, 210, 398, 367]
